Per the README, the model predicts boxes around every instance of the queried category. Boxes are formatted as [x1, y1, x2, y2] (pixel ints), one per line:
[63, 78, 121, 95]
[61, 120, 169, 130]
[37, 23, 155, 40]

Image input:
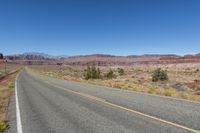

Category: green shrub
[152, 68, 168, 82]
[0, 121, 7, 132]
[8, 82, 14, 89]
[83, 66, 101, 80]
[196, 86, 200, 91]
[195, 69, 199, 73]
[105, 69, 114, 79]
[117, 68, 124, 76]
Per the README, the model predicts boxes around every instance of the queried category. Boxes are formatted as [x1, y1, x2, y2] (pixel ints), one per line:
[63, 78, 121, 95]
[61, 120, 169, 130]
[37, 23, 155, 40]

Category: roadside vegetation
[117, 68, 124, 76]
[0, 63, 21, 132]
[83, 66, 101, 80]
[30, 63, 200, 102]
[0, 74, 17, 132]
[105, 69, 114, 79]
[152, 68, 168, 82]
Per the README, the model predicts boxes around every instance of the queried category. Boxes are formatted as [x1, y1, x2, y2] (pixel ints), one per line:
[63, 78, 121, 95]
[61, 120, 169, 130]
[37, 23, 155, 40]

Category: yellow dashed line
[45, 81, 200, 133]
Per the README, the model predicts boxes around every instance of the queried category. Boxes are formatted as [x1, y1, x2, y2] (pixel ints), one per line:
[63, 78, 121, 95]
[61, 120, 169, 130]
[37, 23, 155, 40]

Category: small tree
[105, 69, 114, 79]
[0, 53, 3, 59]
[117, 68, 124, 76]
[152, 68, 168, 82]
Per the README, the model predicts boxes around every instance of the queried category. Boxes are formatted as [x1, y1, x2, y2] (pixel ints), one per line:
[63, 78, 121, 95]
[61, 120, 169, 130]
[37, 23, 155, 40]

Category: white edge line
[15, 72, 23, 133]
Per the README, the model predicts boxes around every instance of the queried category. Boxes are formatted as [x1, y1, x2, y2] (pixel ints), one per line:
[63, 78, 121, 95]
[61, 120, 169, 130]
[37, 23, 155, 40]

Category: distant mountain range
[21, 52, 68, 59]
[4, 52, 200, 66]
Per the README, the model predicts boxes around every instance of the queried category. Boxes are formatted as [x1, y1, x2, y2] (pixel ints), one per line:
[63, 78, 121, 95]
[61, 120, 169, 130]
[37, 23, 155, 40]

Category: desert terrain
[30, 62, 200, 102]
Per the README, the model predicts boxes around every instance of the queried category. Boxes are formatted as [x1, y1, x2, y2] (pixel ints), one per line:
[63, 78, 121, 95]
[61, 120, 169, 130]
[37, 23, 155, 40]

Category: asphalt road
[6, 69, 200, 133]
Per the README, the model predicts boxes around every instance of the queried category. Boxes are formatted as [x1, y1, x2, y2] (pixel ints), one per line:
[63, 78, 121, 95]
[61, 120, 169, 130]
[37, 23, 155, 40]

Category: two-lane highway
[7, 69, 200, 133]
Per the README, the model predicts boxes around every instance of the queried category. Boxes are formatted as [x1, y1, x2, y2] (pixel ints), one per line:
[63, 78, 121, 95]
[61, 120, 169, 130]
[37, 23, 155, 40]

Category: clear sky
[0, 0, 200, 56]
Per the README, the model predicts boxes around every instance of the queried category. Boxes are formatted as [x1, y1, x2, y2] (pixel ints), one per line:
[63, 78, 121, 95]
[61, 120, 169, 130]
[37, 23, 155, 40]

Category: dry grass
[147, 87, 156, 94]
[163, 88, 174, 96]
[30, 63, 200, 102]
[179, 92, 188, 99]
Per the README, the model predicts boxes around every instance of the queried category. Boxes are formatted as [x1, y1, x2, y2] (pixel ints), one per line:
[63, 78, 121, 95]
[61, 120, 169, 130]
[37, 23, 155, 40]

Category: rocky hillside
[64, 54, 200, 66]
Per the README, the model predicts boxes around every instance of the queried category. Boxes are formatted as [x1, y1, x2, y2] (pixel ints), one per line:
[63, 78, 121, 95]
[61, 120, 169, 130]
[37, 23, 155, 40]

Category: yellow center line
[45, 81, 200, 133]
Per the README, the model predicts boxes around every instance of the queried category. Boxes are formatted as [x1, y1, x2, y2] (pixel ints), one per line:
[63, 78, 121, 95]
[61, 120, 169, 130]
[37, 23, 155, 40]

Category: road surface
[6, 69, 200, 133]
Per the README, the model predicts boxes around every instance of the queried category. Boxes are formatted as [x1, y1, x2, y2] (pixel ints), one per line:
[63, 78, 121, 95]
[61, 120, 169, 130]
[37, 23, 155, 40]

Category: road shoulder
[5, 90, 17, 133]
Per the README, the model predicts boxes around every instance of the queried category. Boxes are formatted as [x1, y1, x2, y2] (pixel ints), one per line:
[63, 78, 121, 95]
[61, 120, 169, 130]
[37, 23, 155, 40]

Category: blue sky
[0, 0, 200, 56]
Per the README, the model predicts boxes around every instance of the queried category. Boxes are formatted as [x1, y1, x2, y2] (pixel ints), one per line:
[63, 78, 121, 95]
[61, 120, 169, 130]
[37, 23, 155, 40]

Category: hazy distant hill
[5, 53, 200, 65]
[5, 52, 62, 65]
[23, 52, 68, 59]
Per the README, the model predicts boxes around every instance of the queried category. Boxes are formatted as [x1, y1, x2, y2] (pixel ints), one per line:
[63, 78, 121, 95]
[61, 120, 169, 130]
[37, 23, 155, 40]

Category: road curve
[6, 69, 200, 133]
